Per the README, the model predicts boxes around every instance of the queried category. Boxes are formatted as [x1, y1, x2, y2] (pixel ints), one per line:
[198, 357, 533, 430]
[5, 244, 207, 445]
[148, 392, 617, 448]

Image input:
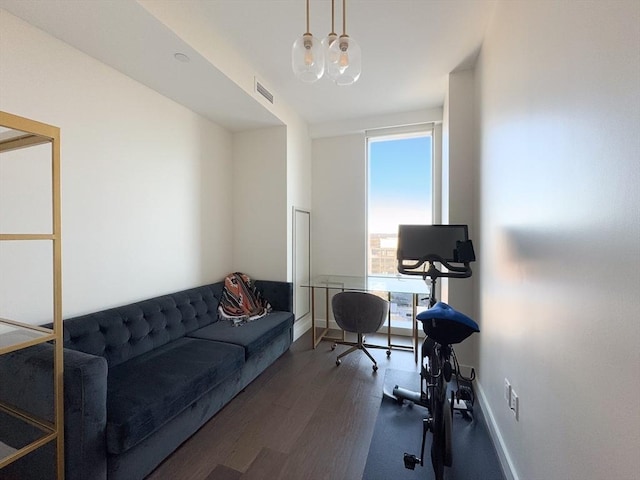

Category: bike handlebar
[397, 254, 473, 279]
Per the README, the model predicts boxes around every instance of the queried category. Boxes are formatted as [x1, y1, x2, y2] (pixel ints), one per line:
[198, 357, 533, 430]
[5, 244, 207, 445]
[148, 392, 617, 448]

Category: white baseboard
[475, 380, 519, 480]
[293, 314, 312, 342]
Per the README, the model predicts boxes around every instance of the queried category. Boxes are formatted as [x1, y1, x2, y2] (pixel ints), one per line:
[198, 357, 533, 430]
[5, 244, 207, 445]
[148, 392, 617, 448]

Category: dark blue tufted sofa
[0, 280, 294, 480]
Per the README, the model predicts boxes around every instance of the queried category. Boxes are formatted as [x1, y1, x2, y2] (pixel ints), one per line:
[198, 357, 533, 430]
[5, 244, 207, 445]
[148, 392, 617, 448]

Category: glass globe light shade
[322, 32, 339, 70]
[327, 35, 361, 85]
[292, 33, 324, 83]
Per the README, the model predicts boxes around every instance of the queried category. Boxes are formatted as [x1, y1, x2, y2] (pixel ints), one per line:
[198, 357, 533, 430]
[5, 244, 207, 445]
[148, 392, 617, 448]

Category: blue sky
[368, 135, 432, 234]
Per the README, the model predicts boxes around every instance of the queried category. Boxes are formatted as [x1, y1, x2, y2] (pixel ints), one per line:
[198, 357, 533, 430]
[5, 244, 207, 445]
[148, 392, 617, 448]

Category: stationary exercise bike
[392, 224, 479, 480]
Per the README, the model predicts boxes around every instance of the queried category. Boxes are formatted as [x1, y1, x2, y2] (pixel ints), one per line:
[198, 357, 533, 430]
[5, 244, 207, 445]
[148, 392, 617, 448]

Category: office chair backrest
[332, 291, 389, 335]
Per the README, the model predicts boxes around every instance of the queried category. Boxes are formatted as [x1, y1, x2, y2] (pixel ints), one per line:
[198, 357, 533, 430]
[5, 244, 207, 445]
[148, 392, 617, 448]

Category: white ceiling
[1, 0, 497, 131]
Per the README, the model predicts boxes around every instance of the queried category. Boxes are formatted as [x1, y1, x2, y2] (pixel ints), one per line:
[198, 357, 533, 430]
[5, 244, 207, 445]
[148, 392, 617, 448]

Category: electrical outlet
[504, 378, 511, 404]
[510, 388, 519, 420]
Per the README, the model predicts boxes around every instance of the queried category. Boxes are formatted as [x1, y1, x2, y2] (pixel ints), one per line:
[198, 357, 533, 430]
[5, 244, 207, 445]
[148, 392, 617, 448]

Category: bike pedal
[403, 453, 420, 470]
[452, 397, 469, 411]
[458, 385, 473, 401]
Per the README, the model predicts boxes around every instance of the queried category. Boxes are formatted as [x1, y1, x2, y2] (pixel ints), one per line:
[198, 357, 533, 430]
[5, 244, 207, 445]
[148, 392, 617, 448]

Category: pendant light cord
[306, 0, 310, 34]
[331, 0, 335, 35]
[342, 0, 347, 35]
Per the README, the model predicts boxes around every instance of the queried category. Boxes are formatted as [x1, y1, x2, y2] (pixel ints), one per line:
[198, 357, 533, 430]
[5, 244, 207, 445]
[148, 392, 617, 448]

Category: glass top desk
[301, 275, 429, 362]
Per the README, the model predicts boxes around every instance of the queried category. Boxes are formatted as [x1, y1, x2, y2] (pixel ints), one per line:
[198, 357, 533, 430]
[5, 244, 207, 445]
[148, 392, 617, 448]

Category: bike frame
[394, 225, 477, 480]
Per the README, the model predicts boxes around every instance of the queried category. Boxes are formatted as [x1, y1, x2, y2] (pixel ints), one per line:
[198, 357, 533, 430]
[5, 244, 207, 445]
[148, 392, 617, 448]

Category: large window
[367, 130, 433, 276]
[367, 129, 433, 332]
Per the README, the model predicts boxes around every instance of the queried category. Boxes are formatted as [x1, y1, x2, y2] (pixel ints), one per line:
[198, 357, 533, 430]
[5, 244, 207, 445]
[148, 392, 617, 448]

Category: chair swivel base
[332, 333, 389, 371]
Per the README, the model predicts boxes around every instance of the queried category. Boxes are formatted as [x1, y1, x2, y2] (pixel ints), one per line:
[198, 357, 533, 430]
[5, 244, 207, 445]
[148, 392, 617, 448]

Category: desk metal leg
[325, 288, 329, 337]
[387, 292, 417, 357]
[311, 287, 316, 348]
[312, 286, 331, 349]
[413, 295, 418, 363]
[387, 292, 392, 349]
[312, 287, 344, 348]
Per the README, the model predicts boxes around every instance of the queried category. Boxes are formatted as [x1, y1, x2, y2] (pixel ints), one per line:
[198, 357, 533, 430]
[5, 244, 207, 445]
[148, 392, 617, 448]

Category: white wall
[308, 133, 365, 323]
[476, 1, 640, 479]
[286, 118, 313, 279]
[232, 126, 288, 281]
[141, 0, 314, 301]
[0, 11, 234, 322]
[312, 134, 367, 278]
[285, 116, 314, 340]
[441, 68, 479, 367]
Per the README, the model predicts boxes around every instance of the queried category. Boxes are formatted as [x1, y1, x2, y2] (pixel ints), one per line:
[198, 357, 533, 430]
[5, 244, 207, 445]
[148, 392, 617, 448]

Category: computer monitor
[397, 224, 469, 263]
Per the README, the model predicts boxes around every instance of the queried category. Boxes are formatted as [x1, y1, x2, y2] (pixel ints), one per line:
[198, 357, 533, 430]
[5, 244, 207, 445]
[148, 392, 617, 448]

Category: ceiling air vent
[255, 78, 274, 104]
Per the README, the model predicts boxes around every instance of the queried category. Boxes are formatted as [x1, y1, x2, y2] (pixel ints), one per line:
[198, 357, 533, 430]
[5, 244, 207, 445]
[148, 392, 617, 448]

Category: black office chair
[331, 291, 389, 371]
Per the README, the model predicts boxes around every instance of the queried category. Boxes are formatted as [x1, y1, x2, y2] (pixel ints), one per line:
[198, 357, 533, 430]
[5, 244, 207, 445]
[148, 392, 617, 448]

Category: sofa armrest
[62, 347, 109, 480]
[0, 344, 108, 480]
[254, 280, 293, 313]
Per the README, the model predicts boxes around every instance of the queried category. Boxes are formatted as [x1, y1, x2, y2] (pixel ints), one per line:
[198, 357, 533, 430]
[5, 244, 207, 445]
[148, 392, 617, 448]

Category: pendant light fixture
[292, 0, 324, 83]
[327, 0, 361, 85]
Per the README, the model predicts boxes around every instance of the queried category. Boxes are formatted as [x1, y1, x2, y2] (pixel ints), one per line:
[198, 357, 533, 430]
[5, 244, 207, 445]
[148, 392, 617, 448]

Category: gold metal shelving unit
[0, 111, 64, 478]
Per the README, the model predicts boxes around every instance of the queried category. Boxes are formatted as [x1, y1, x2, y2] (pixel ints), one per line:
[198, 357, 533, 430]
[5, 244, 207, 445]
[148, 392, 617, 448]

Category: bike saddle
[416, 302, 479, 345]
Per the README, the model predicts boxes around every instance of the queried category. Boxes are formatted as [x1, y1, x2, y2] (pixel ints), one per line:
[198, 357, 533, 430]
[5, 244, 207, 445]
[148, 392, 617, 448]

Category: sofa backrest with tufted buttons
[61, 283, 223, 368]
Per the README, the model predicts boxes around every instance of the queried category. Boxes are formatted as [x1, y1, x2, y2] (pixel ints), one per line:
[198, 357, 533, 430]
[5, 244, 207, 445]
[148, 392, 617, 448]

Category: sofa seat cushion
[106, 337, 244, 454]
[188, 311, 294, 360]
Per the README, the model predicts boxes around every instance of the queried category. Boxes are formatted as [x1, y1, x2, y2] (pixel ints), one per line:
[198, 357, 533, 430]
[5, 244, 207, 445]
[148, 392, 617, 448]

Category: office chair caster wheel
[386, 349, 391, 357]
[373, 364, 378, 372]
[336, 359, 341, 366]
[331, 343, 337, 351]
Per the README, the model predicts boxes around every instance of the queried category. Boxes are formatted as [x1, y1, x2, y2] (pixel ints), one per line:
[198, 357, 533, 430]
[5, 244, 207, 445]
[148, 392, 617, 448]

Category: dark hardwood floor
[146, 329, 420, 480]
